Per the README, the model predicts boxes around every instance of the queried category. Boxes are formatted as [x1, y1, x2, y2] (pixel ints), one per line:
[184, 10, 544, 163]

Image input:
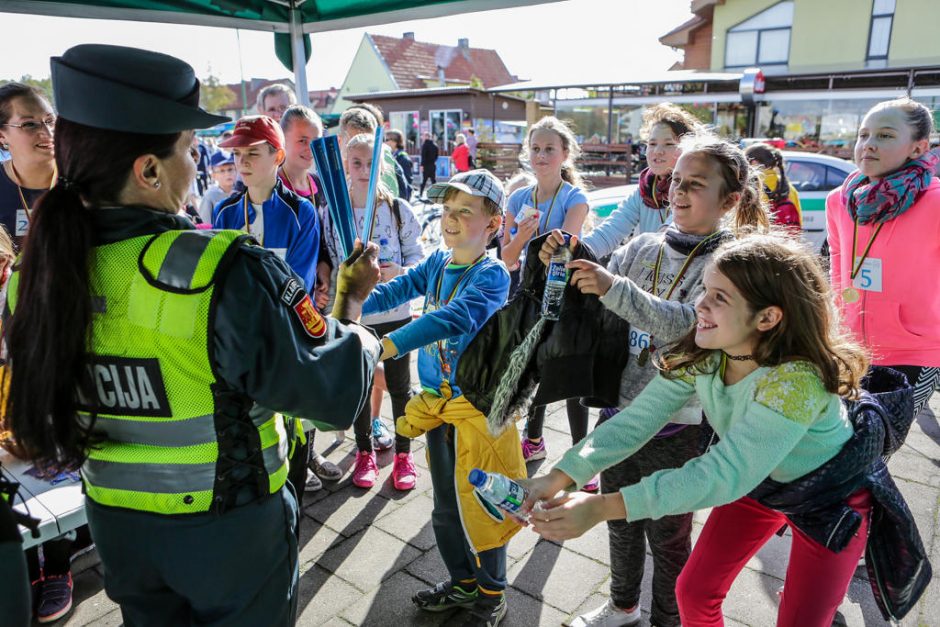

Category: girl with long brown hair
[522, 234, 880, 627]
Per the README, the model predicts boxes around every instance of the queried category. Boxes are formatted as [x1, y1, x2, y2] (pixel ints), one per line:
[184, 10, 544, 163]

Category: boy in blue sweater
[363, 170, 523, 626]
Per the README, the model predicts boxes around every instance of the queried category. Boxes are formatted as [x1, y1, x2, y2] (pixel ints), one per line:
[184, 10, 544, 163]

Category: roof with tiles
[368, 33, 516, 90]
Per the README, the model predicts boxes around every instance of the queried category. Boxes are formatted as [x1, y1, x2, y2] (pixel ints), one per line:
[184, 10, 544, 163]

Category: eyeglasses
[3, 118, 56, 134]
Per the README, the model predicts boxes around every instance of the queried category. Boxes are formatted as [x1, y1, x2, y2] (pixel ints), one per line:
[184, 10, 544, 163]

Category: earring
[1, 143, 8, 151]
[153, 181, 161, 190]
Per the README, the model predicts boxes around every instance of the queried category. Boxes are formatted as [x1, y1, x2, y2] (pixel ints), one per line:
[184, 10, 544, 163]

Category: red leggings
[676, 491, 871, 627]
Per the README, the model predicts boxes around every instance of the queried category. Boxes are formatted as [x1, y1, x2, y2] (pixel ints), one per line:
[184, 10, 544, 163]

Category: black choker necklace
[723, 352, 755, 361]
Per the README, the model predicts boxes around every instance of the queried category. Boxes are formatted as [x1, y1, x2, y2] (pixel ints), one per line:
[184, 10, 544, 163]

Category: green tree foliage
[0, 75, 53, 102]
[199, 74, 236, 114]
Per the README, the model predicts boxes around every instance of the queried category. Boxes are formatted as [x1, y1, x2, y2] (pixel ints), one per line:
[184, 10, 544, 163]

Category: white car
[586, 151, 856, 253]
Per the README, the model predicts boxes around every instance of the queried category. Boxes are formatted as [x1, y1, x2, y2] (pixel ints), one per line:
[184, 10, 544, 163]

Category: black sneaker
[459, 594, 507, 627]
[412, 581, 478, 612]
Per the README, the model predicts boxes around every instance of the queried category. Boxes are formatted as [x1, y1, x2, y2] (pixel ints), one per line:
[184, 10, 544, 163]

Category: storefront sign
[740, 68, 766, 105]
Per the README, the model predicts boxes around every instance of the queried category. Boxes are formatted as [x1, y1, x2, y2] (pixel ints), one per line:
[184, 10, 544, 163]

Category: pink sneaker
[582, 475, 600, 493]
[392, 452, 418, 491]
[352, 450, 378, 488]
[521, 437, 547, 462]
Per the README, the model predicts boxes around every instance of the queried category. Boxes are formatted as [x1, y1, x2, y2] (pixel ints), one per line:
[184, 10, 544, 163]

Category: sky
[0, 0, 691, 90]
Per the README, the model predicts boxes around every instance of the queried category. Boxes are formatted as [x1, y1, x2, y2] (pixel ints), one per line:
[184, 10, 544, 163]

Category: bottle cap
[468, 468, 486, 487]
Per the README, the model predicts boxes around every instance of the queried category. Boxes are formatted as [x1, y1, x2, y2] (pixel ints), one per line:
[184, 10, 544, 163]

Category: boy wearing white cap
[362, 170, 522, 626]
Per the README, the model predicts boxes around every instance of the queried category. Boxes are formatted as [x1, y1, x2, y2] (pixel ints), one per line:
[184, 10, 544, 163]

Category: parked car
[781, 151, 856, 251]
[584, 151, 856, 253]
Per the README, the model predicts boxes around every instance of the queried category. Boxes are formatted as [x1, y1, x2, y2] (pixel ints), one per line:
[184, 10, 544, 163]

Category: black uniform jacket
[88, 206, 381, 429]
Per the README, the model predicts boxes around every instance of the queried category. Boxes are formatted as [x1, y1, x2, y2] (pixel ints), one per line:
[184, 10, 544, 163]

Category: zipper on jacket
[825, 509, 852, 549]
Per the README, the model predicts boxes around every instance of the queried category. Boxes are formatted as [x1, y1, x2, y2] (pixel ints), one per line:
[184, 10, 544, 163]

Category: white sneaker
[570, 600, 641, 627]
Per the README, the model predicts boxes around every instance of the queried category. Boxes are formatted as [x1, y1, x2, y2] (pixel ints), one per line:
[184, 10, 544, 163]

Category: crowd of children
[2, 74, 938, 627]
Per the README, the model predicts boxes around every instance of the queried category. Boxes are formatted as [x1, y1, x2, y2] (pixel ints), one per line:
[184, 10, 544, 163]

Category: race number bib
[629, 328, 651, 356]
[16, 209, 29, 236]
[852, 257, 882, 293]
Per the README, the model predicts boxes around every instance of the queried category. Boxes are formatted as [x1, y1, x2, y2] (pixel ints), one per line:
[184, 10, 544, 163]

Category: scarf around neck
[639, 167, 672, 210]
[844, 149, 939, 225]
[664, 224, 731, 256]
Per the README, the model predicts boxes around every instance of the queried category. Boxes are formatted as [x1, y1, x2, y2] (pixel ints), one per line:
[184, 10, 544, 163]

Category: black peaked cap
[51, 44, 230, 134]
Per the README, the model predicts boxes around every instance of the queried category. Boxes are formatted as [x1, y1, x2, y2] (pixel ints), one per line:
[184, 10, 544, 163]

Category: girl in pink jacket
[827, 98, 940, 417]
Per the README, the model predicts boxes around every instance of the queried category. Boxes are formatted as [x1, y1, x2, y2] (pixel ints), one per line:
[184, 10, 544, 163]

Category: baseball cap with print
[427, 169, 505, 214]
[218, 115, 284, 151]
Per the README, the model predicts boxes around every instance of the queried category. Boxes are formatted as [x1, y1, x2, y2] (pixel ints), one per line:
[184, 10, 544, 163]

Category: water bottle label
[547, 262, 568, 284]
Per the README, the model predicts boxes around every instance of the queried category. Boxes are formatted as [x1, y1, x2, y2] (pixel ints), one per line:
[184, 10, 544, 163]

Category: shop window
[866, 0, 895, 67]
[725, 1, 793, 70]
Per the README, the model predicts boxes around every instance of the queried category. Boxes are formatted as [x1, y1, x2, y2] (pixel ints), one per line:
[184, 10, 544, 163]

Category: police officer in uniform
[3, 44, 381, 626]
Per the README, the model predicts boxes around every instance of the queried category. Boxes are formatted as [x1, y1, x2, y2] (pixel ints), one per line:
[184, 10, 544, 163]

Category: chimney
[457, 38, 469, 49]
[403, 32, 415, 40]
[438, 66, 446, 87]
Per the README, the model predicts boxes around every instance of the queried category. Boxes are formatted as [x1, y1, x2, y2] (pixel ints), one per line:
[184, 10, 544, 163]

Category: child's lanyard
[651, 175, 669, 225]
[10, 160, 56, 224]
[242, 195, 264, 247]
[637, 231, 722, 367]
[532, 181, 563, 236]
[842, 218, 884, 304]
[428, 253, 486, 376]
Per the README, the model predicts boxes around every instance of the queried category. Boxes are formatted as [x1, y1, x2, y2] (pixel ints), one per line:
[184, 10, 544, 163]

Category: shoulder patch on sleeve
[280, 277, 325, 338]
[280, 277, 303, 306]
[292, 293, 326, 339]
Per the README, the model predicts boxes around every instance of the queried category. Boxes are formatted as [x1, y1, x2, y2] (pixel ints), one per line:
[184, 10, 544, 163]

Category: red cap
[218, 115, 284, 151]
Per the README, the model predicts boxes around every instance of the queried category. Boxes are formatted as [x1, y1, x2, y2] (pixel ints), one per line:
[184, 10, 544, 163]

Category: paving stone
[63, 568, 118, 626]
[295, 564, 362, 625]
[404, 548, 451, 586]
[297, 517, 347, 569]
[837, 575, 886, 626]
[893, 477, 939, 545]
[508, 543, 609, 613]
[506, 525, 543, 561]
[308, 485, 399, 537]
[888, 447, 940, 488]
[71, 608, 124, 627]
[373, 494, 438, 551]
[503, 585, 569, 626]
[340, 571, 459, 626]
[718, 563, 783, 626]
[317, 525, 422, 592]
[553, 524, 610, 564]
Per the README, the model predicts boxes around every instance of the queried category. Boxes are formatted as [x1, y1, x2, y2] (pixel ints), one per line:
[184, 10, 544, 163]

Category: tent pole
[289, 1, 310, 106]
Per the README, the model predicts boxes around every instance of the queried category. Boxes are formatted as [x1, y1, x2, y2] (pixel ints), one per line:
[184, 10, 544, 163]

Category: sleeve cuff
[553, 452, 599, 490]
[599, 276, 628, 308]
[620, 483, 654, 522]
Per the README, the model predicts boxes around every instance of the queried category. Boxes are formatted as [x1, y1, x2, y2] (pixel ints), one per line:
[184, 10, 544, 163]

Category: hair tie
[57, 176, 79, 193]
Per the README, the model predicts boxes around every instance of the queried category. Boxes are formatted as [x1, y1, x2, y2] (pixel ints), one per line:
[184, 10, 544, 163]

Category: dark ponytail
[744, 143, 790, 203]
[5, 119, 180, 469]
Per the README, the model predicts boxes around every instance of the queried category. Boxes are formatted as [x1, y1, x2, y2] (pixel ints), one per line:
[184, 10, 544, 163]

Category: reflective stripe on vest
[73, 229, 288, 514]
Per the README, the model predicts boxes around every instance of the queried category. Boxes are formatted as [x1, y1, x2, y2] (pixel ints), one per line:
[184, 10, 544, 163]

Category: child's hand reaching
[568, 259, 614, 296]
[538, 229, 580, 266]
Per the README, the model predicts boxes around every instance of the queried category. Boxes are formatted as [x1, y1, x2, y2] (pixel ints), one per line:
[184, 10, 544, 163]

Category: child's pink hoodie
[827, 177, 940, 366]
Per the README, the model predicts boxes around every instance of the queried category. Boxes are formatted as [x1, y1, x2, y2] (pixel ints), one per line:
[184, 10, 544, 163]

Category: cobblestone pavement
[59, 392, 939, 626]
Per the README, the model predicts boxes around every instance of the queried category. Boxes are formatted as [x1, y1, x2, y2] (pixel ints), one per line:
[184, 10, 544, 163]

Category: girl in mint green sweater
[521, 235, 871, 627]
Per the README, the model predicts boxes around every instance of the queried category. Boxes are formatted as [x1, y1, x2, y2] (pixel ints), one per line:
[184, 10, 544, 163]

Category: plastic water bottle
[542, 234, 572, 320]
[378, 237, 393, 266]
[469, 468, 528, 518]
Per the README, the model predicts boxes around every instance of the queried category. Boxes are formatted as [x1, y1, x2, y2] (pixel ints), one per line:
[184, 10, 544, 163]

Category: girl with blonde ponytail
[501, 115, 591, 476]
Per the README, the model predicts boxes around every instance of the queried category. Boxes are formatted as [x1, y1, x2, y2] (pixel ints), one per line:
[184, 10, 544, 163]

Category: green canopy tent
[1, 0, 558, 107]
